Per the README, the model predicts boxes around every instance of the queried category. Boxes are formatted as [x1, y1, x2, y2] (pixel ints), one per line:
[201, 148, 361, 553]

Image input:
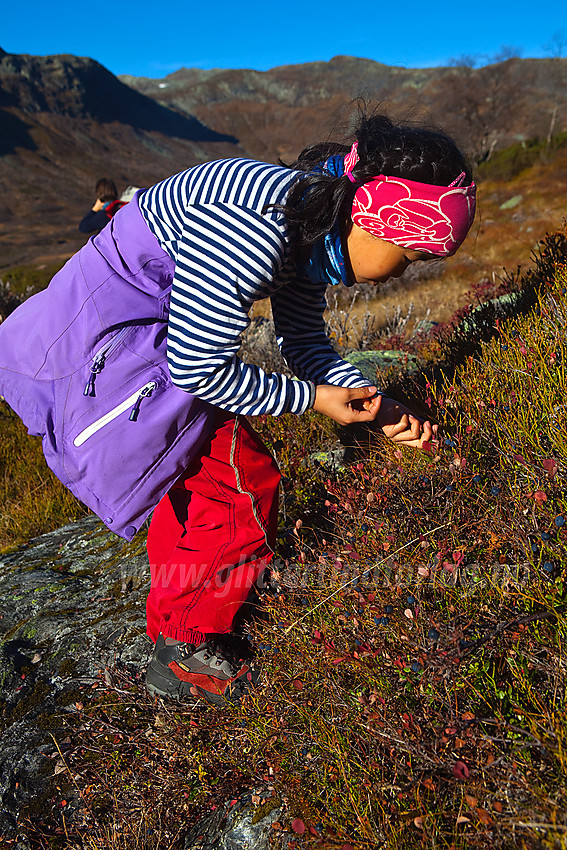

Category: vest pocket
[73, 381, 158, 446]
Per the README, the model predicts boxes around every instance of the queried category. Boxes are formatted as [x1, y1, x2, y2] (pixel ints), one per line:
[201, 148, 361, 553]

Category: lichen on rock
[0, 515, 151, 837]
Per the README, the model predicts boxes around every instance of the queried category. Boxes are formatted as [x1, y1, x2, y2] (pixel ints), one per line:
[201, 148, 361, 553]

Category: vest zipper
[73, 381, 157, 447]
[83, 327, 130, 396]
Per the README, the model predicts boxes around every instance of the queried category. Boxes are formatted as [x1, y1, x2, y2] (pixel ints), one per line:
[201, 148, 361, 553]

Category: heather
[1, 136, 567, 847]
[3, 227, 564, 849]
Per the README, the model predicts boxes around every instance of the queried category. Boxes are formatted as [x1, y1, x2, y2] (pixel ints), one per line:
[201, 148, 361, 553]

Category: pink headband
[343, 142, 476, 257]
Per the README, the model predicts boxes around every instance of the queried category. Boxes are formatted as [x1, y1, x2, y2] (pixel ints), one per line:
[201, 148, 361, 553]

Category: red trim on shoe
[167, 660, 250, 696]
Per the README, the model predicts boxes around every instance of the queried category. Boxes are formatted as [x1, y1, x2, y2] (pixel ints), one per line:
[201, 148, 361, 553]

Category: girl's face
[344, 222, 434, 285]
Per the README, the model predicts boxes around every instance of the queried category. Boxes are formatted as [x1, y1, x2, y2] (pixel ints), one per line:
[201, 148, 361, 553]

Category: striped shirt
[139, 158, 370, 416]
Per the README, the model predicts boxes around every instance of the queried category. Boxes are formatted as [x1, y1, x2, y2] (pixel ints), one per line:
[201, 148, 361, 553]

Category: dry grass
[12, 226, 567, 850]
[0, 405, 87, 552]
[4, 141, 567, 850]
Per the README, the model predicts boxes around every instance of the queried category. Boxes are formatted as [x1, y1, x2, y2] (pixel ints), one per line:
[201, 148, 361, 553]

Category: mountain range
[0, 47, 566, 270]
[121, 55, 567, 164]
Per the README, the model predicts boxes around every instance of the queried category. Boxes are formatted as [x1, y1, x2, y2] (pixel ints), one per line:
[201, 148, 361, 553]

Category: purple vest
[0, 196, 215, 539]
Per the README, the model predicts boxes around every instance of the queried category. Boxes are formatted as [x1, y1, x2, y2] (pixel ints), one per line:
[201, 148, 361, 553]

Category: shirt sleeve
[166, 203, 315, 416]
[78, 209, 109, 233]
[271, 276, 375, 390]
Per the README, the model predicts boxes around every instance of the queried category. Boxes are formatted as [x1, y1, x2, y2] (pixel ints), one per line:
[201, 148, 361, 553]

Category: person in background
[78, 178, 126, 233]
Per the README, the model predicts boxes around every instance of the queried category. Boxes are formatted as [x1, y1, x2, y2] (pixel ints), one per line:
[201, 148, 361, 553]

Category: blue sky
[3, 0, 566, 78]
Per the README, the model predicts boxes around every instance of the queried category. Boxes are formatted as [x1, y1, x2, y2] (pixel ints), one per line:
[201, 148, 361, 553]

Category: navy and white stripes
[139, 158, 370, 416]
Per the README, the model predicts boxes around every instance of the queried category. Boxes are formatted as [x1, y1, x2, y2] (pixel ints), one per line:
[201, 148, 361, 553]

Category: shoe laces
[199, 634, 251, 675]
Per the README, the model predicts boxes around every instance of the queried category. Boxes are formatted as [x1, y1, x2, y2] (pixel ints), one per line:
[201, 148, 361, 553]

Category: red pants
[146, 412, 280, 644]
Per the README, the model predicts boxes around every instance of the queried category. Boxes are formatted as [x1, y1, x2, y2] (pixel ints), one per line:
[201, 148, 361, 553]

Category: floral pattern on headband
[351, 176, 476, 257]
[343, 142, 476, 256]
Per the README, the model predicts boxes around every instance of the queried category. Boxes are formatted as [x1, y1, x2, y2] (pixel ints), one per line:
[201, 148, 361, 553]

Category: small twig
[284, 523, 449, 633]
[514, 821, 567, 833]
[49, 732, 97, 826]
[459, 605, 567, 657]
[49, 732, 75, 783]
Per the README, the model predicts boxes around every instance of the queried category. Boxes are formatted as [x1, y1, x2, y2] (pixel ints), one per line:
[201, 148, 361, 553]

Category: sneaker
[146, 633, 260, 705]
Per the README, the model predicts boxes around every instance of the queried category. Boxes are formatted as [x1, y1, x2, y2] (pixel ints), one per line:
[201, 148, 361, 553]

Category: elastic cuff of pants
[158, 621, 217, 646]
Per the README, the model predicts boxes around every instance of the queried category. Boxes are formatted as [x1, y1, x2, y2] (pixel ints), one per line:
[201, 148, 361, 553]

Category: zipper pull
[83, 373, 96, 397]
[129, 382, 156, 421]
[83, 354, 106, 397]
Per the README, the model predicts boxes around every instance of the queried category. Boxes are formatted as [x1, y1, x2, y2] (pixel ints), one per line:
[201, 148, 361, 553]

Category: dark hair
[279, 112, 473, 263]
[95, 178, 118, 203]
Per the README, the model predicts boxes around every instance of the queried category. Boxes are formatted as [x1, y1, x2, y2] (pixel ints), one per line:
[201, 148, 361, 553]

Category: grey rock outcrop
[0, 515, 151, 838]
[0, 518, 291, 849]
[183, 791, 292, 850]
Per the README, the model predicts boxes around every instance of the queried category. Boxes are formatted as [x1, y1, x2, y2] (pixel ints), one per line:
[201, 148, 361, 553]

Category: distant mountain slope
[0, 50, 244, 268]
[0, 51, 238, 152]
[122, 55, 567, 163]
[1, 49, 567, 271]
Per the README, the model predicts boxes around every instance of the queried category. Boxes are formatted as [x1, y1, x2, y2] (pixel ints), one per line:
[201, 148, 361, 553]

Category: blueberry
[407, 595, 416, 606]
[428, 627, 440, 641]
[541, 531, 552, 541]
[381, 616, 389, 625]
[501, 344, 508, 351]
[446, 484, 455, 492]
[385, 604, 394, 614]
[531, 543, 540, 555]
[411, 661, 422, 673]
[555, 515, 565, 528]
[491, 486, 500, 496]
[543, 561, 554, 573]
[361, 523, 369, 533]
[473, 475, 482, 483]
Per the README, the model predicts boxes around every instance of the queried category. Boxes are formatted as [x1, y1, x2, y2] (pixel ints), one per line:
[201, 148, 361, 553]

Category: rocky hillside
[122, 55, 567, 163]
[0, 49, 245, 269]
[1, 48, 566, 271]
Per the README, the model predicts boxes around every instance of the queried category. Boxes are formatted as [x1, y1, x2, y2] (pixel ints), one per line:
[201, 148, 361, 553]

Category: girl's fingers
[389, 418, 434, 448]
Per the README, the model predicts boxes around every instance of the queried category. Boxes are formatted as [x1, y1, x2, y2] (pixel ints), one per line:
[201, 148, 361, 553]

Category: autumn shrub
[477, 132, 567, 183]
[184, 252, 567, 847]
[21, 235, 567, 850]
[0, 279, 28, 322]
[2, 262, 63, 300]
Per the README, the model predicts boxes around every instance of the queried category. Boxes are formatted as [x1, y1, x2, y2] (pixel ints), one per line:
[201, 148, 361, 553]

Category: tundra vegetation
[1, 140, 567, 849]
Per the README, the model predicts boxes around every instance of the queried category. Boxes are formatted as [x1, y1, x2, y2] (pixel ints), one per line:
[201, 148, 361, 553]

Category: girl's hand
[375, 395, 438, 449]
[313, 385, 381, 426]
